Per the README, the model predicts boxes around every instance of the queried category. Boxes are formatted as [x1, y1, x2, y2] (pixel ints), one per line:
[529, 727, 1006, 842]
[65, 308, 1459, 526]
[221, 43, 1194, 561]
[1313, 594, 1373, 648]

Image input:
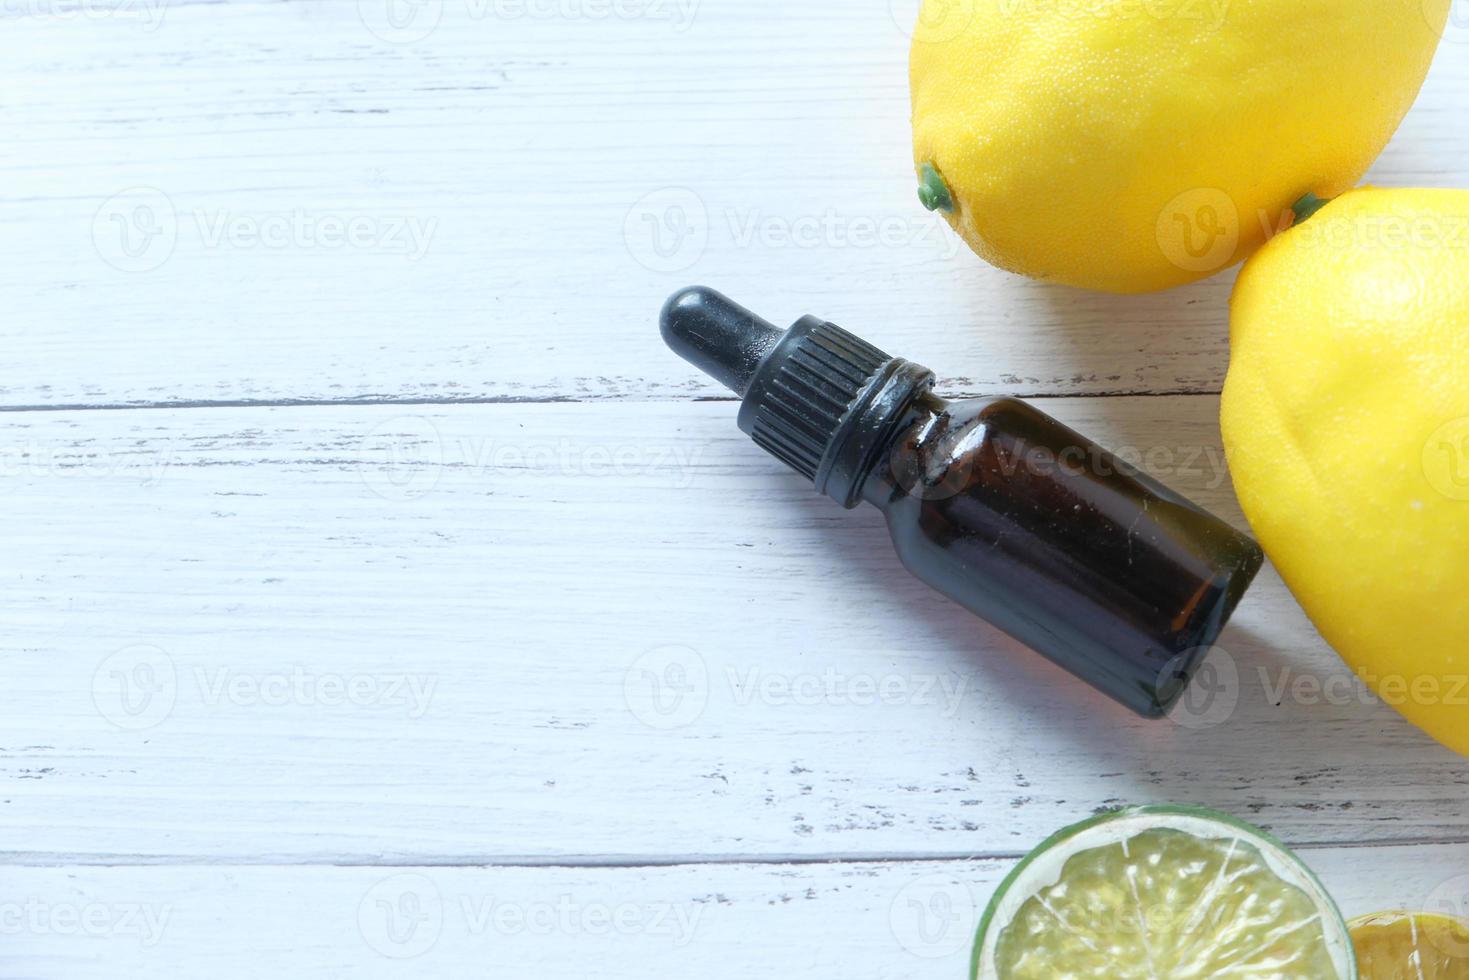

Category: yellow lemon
[1350, 911, 1469, 978]
[1221, 187, 1469, 757]
[908, 0, 1449, 293]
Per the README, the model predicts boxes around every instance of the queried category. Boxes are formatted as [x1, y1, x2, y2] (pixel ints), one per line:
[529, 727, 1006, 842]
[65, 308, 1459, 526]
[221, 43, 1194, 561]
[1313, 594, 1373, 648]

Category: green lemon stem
[1292, 192, 1331, 226]
[917, 162, 954, 213]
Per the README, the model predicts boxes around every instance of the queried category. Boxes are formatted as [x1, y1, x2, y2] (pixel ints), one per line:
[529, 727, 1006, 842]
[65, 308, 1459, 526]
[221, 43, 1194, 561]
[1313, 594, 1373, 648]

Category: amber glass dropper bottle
[660, 286, 1264, 718]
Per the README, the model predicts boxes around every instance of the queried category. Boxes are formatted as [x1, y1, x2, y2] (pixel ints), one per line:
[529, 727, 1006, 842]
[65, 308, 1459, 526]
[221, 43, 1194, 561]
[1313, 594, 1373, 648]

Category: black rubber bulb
[660, 287, 784, 398]
[659, 286, 1265, 719]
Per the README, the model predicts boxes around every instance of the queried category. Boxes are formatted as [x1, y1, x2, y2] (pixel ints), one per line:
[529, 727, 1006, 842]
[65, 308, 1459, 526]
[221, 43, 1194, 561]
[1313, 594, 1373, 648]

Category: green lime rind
[970, 804, 1356, 980]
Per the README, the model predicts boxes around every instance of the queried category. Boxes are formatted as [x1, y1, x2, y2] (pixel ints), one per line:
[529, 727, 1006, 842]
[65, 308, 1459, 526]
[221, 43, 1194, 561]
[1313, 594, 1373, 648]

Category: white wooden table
[4, 2, 1469, 975]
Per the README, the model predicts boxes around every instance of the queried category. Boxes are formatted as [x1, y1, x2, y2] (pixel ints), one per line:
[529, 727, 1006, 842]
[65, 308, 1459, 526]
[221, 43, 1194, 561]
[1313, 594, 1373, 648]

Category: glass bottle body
[861, 392, 1261, 717]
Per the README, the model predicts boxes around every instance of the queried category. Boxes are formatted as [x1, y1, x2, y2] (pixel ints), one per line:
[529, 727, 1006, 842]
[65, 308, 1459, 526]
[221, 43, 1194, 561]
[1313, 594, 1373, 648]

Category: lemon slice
[1351, 911, 1469, 978]
[972, 806, 1355, 979]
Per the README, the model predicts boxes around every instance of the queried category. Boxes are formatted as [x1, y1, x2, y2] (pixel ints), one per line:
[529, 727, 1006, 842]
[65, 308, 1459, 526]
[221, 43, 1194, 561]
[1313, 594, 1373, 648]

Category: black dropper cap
[661, 287, 934, 508]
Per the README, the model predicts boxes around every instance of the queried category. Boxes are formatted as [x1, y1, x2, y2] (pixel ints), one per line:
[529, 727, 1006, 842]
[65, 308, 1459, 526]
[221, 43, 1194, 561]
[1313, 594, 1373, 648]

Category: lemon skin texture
[909, 0, 1450, 294]
[1222, 188, 1469, 757]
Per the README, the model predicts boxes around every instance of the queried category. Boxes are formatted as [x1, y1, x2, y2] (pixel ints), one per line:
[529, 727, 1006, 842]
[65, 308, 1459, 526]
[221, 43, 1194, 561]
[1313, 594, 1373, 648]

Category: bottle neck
[818, 361, 936, 509]
[857, 389, 947, 509]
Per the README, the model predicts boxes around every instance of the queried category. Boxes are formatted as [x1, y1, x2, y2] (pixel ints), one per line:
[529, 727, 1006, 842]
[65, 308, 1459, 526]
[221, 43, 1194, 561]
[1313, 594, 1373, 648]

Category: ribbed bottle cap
[660, 287, 934, 507]
[741, 318, 889, 481]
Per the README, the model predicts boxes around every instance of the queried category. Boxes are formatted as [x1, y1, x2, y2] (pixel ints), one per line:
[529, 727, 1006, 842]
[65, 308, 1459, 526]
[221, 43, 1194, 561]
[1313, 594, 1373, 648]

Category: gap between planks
[0, 389, 1219, 414]
[9, 833, 1469, 870]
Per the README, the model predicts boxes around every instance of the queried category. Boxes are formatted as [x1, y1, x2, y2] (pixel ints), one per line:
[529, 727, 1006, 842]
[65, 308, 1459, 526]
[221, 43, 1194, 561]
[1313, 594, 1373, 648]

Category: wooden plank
[4, 843, 1468, 978]
[1, 2, 1466, 407]
[4, 397, 1467, 864]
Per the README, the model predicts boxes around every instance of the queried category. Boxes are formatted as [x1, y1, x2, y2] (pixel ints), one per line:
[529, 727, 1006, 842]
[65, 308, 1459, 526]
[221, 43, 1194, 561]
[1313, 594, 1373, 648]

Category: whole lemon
[908, 0, 1450, 293]
[1222, 187, 1469, 757]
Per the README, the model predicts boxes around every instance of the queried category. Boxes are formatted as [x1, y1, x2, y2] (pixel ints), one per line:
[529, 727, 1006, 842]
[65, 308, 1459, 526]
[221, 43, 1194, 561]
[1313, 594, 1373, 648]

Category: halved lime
[972, 805, 1355, 979]
[1350, 911, 1469, 978]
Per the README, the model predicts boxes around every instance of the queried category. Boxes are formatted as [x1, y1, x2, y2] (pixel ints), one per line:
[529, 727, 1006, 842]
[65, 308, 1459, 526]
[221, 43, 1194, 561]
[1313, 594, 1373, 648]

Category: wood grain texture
[6, 1, 1469, 974]
[0, 0, 1467, 407]
[5, 399, 1467, 866]
[5, 844, 1469, 978]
